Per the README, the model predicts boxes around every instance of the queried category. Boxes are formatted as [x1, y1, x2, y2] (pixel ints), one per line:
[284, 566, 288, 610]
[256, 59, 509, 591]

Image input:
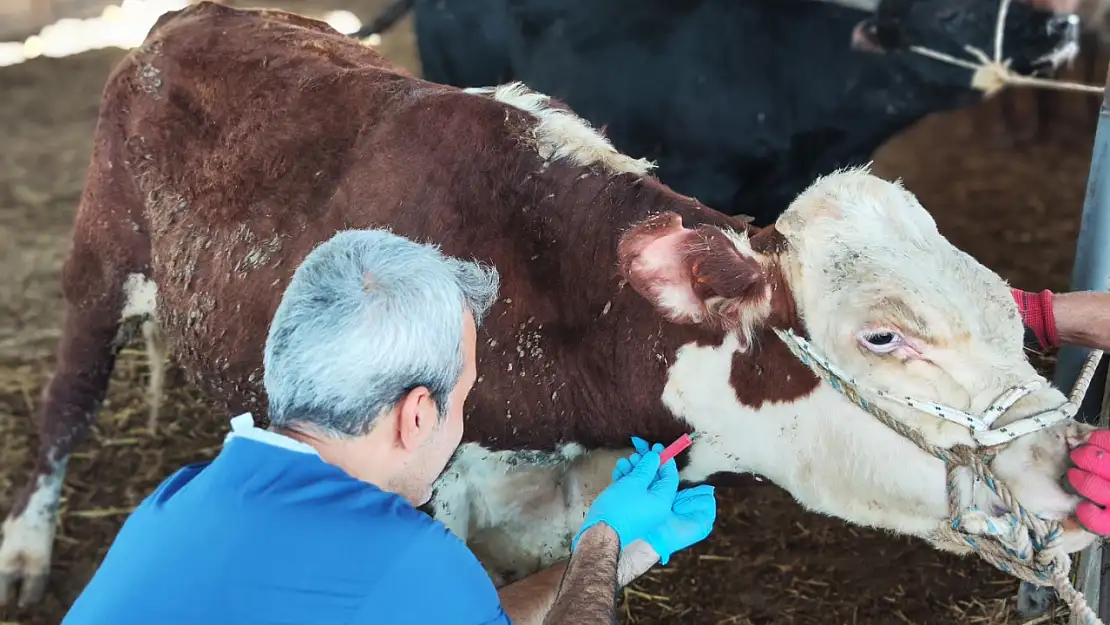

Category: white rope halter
[775, 331, 1079, 447]
[771, 325, 1106, 625]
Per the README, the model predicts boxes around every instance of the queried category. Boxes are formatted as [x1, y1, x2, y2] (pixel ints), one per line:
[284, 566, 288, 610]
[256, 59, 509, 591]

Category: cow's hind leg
[0, 171, 149, 606]
[0, 289, 135, 606]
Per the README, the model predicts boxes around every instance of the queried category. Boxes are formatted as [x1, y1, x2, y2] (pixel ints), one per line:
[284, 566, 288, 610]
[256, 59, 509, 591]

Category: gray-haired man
[62, 228, 718, 625]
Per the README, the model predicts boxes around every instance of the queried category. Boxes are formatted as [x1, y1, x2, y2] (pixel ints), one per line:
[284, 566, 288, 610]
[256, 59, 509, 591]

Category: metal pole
[1060, 63, 1110, 625]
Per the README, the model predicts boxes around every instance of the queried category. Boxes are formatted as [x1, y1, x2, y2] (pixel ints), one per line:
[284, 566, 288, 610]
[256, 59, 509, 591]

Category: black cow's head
[850, 0, 1080, 87]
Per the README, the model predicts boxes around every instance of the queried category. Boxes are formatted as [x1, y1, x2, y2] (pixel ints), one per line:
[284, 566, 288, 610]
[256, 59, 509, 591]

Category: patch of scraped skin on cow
[464, 82, 655, 176]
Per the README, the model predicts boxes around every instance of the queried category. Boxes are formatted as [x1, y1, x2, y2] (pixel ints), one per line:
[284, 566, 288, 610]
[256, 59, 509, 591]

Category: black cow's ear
[850, 19, 887, 54]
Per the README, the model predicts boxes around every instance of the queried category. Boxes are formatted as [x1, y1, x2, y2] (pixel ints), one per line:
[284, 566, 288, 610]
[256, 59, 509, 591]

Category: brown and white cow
[0, 1, 1100, 605]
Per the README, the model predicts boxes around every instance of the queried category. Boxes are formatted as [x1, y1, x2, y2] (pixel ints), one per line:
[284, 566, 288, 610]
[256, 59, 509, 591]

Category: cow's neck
[524, 166, 752, 323]
[464, 166, 819, 463]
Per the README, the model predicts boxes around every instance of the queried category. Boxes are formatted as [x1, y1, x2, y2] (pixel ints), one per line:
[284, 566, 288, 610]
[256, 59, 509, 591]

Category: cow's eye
[858, 329, 903, 354]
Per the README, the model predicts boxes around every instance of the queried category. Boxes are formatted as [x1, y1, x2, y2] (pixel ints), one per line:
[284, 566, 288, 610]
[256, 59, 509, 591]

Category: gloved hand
[1066, 429, 1110, 535]
[621, 437, 717, 565]
[573, 444, 679, 551]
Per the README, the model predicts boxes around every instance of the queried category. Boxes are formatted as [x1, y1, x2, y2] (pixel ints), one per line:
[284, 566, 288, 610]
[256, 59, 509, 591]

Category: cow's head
[849, 0, 1080, 90]
[617, 166, 1097, 556]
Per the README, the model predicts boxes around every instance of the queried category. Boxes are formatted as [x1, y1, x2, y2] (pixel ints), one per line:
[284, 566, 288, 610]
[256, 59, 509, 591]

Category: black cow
[359, 0, 1078, 225]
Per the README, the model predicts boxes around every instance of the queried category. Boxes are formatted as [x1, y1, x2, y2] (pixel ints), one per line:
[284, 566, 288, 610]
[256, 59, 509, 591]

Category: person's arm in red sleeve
[1011, 288, 1110, 534]
[1010, 288, 1110, 352]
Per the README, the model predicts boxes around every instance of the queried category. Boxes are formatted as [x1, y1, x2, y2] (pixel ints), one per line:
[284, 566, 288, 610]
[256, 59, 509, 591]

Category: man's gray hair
[263, 229, 500, 437]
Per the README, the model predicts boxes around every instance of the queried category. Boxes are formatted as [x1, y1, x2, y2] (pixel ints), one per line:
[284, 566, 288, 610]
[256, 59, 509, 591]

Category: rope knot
[907, 0, 1103, 98]
[936, 446, 1105, 624]
[969, 56, 1011, 97]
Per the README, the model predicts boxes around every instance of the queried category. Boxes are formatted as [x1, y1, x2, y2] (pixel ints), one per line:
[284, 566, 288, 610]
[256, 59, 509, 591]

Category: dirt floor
[0, 2, 1107, 624]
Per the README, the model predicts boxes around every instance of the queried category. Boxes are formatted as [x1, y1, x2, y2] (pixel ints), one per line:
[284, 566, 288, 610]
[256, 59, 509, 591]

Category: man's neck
[271, 425, 400, 496]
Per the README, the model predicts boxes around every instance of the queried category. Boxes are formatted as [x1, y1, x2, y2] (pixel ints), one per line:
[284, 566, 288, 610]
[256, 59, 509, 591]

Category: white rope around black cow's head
[907, 0, 1103, 97]
[771, 326, 1106, 625]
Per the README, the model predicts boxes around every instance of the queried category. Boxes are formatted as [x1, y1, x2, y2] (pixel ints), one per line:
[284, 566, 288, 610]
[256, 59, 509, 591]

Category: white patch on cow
[432, 442, 636, 584]
[664, 333, 952, 538]
[120, 273, 166, 430]
[662, 329, 1092, 551]
[0, 470, 63, 599]
[120, 272, 158, 321]
[464, 82, 655, 177]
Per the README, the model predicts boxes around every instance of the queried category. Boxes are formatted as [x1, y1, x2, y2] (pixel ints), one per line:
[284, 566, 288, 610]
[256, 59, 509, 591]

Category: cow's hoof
[1016, 581, 1056, 618]
[0, 515, 53, 607]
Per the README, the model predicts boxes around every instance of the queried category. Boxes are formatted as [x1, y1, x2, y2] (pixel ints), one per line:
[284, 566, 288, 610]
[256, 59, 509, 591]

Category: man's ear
[395, 386, 439, 451]
[617, 212, 773, 331]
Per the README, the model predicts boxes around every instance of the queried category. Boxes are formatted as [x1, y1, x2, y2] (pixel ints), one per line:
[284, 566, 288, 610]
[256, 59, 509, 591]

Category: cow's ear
[617, 212, 772, 330]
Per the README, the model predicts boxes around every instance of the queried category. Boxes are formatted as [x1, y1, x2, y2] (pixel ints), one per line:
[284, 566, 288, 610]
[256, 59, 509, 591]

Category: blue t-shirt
[61, 429, 511, 625]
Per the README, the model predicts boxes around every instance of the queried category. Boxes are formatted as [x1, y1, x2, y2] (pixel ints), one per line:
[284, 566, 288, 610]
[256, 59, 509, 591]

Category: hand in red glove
[1066, 430, 1110, 535]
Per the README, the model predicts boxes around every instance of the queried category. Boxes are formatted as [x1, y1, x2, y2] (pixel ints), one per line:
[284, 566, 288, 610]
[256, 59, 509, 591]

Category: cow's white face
[618, 166, 1097, 555]
[776, 167, 1095, 551]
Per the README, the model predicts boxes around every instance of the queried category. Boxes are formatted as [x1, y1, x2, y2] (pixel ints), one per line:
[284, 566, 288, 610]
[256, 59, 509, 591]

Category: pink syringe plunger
[658, 433, 694, 465]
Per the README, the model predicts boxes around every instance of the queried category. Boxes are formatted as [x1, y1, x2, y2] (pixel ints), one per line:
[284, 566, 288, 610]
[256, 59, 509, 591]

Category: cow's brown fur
[13, 0, 821, 549]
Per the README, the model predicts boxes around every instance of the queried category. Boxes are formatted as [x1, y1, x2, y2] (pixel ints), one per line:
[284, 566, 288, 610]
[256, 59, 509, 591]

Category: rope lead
[772, 325, 1105, 625]
[908, 0, 1104, 97]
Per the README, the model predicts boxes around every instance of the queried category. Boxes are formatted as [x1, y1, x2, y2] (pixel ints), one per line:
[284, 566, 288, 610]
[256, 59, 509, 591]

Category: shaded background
[0, 0, 1106, 623]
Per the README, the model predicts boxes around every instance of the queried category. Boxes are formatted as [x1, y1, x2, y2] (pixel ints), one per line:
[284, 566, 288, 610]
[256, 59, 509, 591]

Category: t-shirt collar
[224, 413, 321, 457]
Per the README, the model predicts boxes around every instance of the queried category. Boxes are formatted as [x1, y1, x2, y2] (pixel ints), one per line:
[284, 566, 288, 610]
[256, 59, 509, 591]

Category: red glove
[1010, 288, 1060, 350]
[1067, 430, 1110, 535]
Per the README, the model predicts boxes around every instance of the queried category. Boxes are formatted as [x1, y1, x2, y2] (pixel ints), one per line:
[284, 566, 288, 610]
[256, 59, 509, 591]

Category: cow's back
[104, 2, 539, 417]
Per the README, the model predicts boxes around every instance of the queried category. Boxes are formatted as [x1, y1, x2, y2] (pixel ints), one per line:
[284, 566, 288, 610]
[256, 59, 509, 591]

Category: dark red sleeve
[1010, 288, 1060, 350]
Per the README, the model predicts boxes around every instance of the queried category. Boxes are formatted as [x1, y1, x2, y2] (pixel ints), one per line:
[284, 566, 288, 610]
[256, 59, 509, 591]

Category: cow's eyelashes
[858, 329, 904, 354]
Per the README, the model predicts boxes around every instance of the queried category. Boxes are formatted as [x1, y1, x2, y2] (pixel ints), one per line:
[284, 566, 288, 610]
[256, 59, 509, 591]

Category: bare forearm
[1054, 291, 1110, 351]
[497, 561, 567, 625]
[497, 536, 659, 624]
[542, 524, 621, 625]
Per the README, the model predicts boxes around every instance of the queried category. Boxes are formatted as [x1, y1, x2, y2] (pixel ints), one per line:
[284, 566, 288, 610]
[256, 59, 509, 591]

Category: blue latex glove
[621, 436, 718, 565]
[573, 445, 679, 551]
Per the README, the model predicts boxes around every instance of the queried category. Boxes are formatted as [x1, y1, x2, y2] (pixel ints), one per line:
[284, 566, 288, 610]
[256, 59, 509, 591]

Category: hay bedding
[0, 7, 1103, 623]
